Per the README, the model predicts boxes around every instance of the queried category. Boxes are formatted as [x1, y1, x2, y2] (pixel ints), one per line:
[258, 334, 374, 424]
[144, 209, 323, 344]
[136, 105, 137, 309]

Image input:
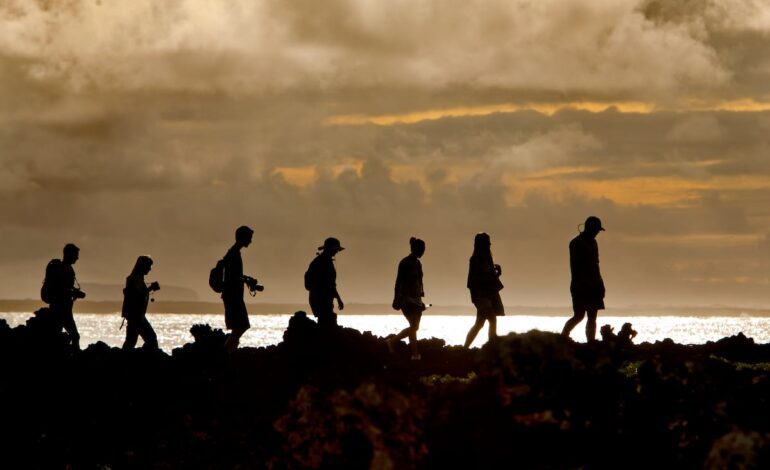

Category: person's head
[235, 225, 254, 248]
[318, 237, 344, 256]
[472, 232, 492, 258]
[63, 243, 80, 264]
[133, 255, 153, 275]
[409, 237, 425, 258]
[581, 216, 605, 238]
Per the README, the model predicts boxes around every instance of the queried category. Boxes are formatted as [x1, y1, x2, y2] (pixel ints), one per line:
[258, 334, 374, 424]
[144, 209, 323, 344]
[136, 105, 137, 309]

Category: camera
[72, 288, 86, 300]
[244, 276, 264, 294]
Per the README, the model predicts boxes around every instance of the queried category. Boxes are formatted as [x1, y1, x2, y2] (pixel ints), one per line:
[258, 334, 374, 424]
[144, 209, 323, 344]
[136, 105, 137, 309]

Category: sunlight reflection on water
[3, 312, 770, 352]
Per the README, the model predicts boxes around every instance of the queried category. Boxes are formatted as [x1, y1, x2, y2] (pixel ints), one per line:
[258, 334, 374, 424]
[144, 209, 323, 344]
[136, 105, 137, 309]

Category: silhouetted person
[121, 255, 160, 350]
[222, 226, 255, 353]
[305, 237, 345, 329]
[617, 322, 637, 346]
[41, 243, 85, 349]
[600, 324, 616, 343]
[561, 216, 606, 341]
[387, 237, 426, 360]
[600, 322, 637, 348]
[464, 233, 505, 348]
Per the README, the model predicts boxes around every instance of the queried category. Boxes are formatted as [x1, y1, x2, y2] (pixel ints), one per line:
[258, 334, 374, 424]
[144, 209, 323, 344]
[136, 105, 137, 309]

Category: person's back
[46, 259, 75, 305]
[569, 233, 601, 283]
[307, 253, 336, 298]
[395, 254, 423, 307]
[569, 233, 603, 299]
[467, 254, 503, 298]
[122, 271, 151, 320]
[222, 245, 245, 299]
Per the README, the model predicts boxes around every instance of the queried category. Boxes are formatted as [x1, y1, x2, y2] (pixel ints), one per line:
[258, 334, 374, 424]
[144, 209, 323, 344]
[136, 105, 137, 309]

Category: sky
[1, 0, 770, 308]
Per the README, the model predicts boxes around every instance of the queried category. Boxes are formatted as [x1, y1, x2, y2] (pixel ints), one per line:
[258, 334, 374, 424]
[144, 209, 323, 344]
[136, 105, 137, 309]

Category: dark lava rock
[2, 309, 770, 468]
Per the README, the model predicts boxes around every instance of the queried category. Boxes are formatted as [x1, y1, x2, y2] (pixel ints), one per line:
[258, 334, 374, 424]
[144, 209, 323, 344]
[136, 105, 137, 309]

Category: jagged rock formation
[1, 309, 770, 468]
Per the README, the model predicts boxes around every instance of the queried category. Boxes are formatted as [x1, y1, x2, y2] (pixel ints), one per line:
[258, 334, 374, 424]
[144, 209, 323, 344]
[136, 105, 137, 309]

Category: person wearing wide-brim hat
[561, 216, 606, 342]
[304, 237, 345, 328]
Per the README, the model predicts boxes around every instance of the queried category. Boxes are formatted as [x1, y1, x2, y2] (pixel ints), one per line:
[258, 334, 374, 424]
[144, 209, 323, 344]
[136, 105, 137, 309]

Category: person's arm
[335, 288, 344, 310]
[331, 259, 344, 310]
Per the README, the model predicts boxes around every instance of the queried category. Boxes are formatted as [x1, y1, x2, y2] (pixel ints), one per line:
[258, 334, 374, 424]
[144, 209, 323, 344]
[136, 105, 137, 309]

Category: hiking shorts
[223, 295, 250, 330]
[472, 291, 505, 320]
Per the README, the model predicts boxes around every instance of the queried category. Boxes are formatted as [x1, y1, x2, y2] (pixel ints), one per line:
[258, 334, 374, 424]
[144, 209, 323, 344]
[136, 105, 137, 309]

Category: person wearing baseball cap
[304, 237, 345, 328]
[561, 216, 606, 341]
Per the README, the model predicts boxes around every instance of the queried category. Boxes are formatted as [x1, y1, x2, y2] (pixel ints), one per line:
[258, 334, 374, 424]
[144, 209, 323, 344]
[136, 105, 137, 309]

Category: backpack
[304, 257, 317, 291]
[209, 259, 226, 294]
[40, 259, 62, 305]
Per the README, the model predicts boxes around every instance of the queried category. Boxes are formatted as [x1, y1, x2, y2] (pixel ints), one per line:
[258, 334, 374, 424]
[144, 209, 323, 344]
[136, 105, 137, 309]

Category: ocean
[3, 311, 770, 352]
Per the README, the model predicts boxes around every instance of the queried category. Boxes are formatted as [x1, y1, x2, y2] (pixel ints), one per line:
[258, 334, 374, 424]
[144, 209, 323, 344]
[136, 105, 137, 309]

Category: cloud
[1, 1, 770, 308]
[667, 115, 724, 142]
[0, 0, 736, 98]
[493, 125, 602, 171]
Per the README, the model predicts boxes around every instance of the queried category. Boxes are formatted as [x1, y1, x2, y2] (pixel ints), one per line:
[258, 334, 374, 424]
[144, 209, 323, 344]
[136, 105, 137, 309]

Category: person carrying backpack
[219, 226, 257, 353]
[41, 243, 86, 350]
[121, 255, 160, 350]
[305, 237, 345, 329]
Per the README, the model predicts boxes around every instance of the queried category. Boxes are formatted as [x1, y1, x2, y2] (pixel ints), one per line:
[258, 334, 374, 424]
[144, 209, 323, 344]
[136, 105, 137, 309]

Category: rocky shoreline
[2, 309, 770, 468]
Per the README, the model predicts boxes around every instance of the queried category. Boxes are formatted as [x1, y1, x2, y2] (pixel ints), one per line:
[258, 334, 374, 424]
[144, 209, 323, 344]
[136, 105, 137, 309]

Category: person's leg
[394, 308, 419, 341]
[393, 327, 410, 341]
[61, 304, 80, 350]
[586, 309, 598, 342]
[464, 317, 486, 348]
[317, 297, 337, 330]
[407, 312, 421, 358]
[487, 316, 497, 341]
[138, 317, 159, 350]
[224, 297, 250, 352]
[123, 319, 139, 350]
[561, 306, 586, 338]
[225, 327, 247, 353]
